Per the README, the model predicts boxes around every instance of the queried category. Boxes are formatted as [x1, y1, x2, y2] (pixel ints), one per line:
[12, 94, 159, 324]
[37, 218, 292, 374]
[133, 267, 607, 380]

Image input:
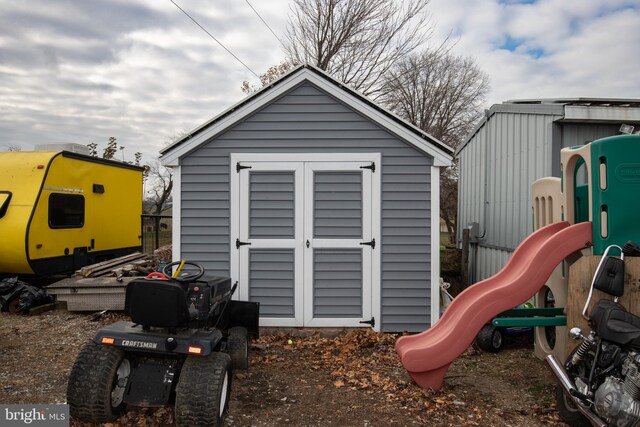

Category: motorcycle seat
[589, 299, 640, 347]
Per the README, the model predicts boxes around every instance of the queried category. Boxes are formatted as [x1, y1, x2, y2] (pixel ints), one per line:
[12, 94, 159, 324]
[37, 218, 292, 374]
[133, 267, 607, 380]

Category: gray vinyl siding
[314, 172, 362, 238]
[458, 108, 625, 281]
[250, 172, 295, 239]
[179, 82, 433, 332]
[249, 249, 295, 317]
[313, 249, 362, 317]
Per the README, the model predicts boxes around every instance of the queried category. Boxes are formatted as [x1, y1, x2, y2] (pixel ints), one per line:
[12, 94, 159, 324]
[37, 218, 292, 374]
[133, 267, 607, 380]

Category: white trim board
[160, 67, 452, 168]
[430, 165, 441, 326]
[171, 165, 181, 262]
[230, 152, 382, 331]
[237, 161, 304, 326]
[303, 161, 374, 328]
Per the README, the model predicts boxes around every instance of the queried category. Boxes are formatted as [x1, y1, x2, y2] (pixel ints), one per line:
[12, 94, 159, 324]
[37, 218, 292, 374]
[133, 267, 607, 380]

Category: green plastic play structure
[480, 134, 640, 353]
[492, 307, 566, 328]
[586, 135, 640, 253]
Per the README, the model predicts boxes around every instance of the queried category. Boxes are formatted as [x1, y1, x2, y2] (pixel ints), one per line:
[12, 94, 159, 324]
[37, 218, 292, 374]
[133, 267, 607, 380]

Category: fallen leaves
[1, 310, 563, 427]
[248, 329, 561, 426]
[258, 329, 445, 416]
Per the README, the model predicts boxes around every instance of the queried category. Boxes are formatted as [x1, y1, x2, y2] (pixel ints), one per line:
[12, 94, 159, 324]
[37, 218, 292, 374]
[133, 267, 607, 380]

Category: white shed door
[303, 162, 373, 327]
[234, 156, 379, 329]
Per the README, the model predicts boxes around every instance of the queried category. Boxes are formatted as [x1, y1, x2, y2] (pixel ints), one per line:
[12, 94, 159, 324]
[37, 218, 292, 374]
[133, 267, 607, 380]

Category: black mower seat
[125, 279, 197, 329]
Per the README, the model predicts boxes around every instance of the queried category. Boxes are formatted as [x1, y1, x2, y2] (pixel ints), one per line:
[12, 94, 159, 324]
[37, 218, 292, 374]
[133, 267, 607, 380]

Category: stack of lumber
[74, 252, 154, 278]
[47, 253, 157, 312]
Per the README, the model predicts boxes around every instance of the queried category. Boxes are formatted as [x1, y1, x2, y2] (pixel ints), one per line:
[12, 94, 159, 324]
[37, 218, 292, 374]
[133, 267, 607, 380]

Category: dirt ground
[0, 309, 566, 426]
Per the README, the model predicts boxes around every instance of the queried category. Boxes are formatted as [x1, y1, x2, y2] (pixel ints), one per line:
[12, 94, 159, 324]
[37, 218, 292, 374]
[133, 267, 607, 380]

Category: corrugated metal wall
[457, 109, 562, 280]
[179, 82, 434, 332]
[560, 123, 621, 148]
[458, 106, 626, 281]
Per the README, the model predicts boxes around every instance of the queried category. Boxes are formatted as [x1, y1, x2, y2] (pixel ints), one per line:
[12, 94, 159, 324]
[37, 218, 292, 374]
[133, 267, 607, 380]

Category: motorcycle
[546, 244, 640, 427]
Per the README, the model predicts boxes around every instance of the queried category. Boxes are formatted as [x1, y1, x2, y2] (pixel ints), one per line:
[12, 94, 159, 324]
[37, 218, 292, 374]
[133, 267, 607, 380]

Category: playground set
[396, 134, 640, 390]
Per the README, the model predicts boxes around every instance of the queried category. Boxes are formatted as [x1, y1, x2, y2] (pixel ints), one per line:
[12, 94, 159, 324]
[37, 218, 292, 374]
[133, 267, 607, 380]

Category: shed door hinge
[236, 162, 252, 173]
[359, 317, 375, 327]
[360, 162, 375, 173]
[359, 238, 375, 249]
[236, 238, 251, 249]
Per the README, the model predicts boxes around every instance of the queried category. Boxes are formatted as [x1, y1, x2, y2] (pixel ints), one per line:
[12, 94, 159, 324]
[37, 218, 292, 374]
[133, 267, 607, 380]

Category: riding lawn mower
[66, 261, 259, 426]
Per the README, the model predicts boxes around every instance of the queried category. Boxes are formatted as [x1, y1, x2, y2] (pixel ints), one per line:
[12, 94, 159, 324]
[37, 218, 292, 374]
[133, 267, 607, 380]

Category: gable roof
[160, 64, 453, 167]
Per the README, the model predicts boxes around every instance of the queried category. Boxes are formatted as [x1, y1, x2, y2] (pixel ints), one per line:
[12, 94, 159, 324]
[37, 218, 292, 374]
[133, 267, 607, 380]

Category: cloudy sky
[0, 0, 638, 161]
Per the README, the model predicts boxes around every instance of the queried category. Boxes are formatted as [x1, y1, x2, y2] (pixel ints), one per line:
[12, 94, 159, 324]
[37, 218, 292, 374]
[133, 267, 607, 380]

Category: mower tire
[67, 341, 130, 423]
[175, 352, 232, 427]
[227, 326, 249, 370]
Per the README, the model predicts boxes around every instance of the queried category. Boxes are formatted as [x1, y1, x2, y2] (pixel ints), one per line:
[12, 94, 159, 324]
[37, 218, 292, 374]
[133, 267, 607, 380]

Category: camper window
[49, 193, 84, 228]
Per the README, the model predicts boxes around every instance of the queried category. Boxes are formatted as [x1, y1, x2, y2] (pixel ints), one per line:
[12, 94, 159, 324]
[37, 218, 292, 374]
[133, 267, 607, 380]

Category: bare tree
[87, 142, 98, 157]
[87, 138, 142, 165]
[143, 131, 192, 215]
[5, 144, 21, 151]
[380, 50, 490, 243]
[439, 160, 460, 245]
[380, 49, 489, 147]
[102, 136, 118, 160]
[242, 60, 298, 95]
[284, 0, 432, 97]
[145, 160, 173, 215]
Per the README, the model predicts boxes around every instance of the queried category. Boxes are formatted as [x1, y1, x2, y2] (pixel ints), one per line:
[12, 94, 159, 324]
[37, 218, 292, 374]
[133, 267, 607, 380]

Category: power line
[168, 0, 259, 78]
[244, 0, 283, 46]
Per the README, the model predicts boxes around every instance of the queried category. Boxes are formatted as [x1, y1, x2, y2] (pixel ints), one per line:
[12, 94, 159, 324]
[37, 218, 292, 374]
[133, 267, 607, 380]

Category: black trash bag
[0, 277, 23, 311]
[0, 277, 53, 313]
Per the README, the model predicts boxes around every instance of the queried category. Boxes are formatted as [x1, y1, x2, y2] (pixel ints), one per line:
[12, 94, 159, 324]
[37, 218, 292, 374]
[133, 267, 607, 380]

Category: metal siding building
[457, 99, 640, 281]
[161, 66, 453, 332]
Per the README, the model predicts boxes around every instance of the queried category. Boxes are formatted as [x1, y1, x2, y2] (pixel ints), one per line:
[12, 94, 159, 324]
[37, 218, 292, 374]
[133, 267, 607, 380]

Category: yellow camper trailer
[0, 150, 143, 276]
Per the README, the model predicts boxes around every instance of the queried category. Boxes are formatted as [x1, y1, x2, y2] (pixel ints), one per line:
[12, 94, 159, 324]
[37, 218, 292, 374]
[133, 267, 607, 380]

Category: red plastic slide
[395, 221, 592, 391]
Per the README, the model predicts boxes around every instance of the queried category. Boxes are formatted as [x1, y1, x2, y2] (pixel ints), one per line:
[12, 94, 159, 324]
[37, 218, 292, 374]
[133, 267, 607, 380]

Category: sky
[0, 0, 638, 162]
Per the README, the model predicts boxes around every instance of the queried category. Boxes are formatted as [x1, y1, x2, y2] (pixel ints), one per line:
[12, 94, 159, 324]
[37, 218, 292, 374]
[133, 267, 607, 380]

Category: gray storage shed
[160, 65, 452, 332]
[456, 98, 640, 282]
